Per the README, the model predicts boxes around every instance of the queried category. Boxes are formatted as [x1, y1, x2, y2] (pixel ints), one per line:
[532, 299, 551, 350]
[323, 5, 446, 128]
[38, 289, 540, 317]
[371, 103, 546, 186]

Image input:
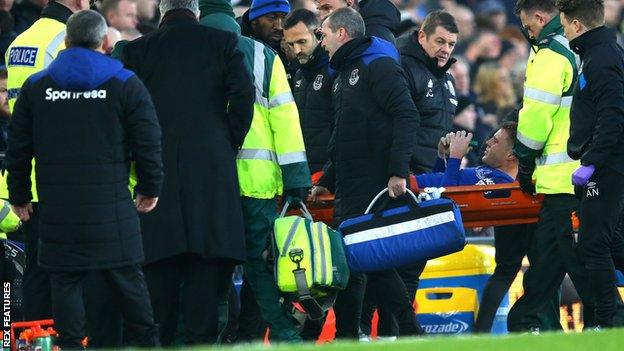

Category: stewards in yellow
[507, 0, 595, 332]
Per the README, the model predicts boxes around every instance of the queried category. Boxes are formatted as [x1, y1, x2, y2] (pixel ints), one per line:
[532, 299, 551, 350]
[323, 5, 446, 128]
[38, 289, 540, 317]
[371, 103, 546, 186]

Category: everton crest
[313, 74, 324, 91]
[349, 69, 359, 86]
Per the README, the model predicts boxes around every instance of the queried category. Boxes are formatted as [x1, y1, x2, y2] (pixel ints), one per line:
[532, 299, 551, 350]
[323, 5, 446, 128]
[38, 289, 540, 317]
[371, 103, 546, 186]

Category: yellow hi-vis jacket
[0, 199, 20, 237]
[236, 39, 311, 198]
[1, 7, 69, 202]
[515, 15, 580, 195]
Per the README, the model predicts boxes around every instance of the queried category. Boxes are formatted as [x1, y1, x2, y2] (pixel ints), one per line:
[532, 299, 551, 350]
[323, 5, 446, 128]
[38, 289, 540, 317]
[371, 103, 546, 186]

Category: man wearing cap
[239, 0, 291, 66]
[200, 0, 310, 343]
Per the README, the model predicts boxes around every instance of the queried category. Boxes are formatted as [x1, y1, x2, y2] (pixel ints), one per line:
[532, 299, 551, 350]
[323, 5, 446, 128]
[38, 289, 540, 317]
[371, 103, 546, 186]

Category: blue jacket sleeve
[416, 158, 461, 188]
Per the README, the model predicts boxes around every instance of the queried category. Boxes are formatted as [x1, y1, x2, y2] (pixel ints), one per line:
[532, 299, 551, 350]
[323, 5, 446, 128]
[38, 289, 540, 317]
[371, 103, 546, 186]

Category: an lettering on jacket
[45, 88, 107, 102]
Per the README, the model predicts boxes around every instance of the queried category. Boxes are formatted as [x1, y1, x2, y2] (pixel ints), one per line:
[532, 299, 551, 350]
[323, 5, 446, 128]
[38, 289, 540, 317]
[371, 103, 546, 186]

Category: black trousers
[50, 265, 158, 349]
[474, 224, 560, 333]
[334, 270, 421, 339]
[360, 262, 425, 336]
[83, 271, 123, 348]
[143, 254, 235, 345]
[578, 167, 624, 327]
[507, 194, 596, 331]
[236, 277, 268, 342]
[21, 205, 53, 320]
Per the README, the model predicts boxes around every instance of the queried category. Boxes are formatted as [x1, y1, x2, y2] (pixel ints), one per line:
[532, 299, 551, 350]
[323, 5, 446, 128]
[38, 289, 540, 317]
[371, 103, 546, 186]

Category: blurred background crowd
[3, 0, 624, 165]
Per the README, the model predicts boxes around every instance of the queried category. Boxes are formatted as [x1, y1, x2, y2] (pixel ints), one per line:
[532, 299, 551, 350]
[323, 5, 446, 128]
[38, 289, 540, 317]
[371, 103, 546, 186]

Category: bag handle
[364, 188, 419, 214]
[280, 200, 314, 220]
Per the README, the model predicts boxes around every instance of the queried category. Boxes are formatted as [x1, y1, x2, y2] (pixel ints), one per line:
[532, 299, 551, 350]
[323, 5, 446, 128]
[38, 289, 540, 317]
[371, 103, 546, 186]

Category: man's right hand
[136, 193, 159, 213]
[448, 130, 473, 159]
[310, 186, 330, 202]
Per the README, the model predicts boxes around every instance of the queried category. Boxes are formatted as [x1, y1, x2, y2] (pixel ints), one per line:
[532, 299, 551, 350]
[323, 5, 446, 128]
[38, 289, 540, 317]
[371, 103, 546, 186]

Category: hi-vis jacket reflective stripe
[236, 38, 311, 199]
[1, 14, 68, 202]
[515, 15, 580, 195]
[0, 199, 20, 236]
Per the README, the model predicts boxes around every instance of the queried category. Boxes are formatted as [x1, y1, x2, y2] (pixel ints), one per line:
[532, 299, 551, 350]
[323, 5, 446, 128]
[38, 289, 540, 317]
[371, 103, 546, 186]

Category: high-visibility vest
[6, 18, 67, 112]
[235, 38, 311, 199]
[515, 15, 580, 195]
[0, 199, 20, 236]
[1, 17, 67, 202]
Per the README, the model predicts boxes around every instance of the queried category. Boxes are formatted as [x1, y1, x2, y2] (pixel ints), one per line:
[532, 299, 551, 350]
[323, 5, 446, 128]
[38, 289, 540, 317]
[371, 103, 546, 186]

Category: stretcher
[289, 181, 544, 228]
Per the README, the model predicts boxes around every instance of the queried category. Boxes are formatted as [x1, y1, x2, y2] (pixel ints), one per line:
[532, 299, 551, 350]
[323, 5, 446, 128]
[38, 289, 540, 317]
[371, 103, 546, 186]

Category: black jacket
[11, 0, 43, 34]
[122, 10, 254, 264]
[569, 26, 624, 175]
[6, 48, 163, 271]
[397, 32, 457, 174]
[360, 0, 400, 45]
[318, 37, 419, 224]
[292, 46, 335, 175]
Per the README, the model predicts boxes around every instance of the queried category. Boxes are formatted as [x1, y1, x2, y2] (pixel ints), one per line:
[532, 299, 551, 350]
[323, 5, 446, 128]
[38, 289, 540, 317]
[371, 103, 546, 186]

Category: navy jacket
[292, 45, 336, 174]
[318, 36, 419, 224]
[6, 47, 163, 271]
[568, 26, 624, 174]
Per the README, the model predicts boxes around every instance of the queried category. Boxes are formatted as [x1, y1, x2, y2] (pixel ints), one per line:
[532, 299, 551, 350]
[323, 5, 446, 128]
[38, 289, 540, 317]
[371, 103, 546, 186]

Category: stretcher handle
[442, 182, 522, 194]
[364, 188, 419, 215]
[280, 199, 314, 220]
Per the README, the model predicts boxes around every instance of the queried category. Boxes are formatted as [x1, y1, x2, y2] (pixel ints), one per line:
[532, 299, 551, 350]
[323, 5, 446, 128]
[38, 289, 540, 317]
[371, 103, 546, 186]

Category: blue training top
[416, 157, 514, 188]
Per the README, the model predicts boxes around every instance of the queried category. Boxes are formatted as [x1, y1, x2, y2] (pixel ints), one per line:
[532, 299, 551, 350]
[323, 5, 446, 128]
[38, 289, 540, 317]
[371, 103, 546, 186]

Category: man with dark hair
[399, 10, 458, 176]
[506, 0, 597, 333]
[284, 9, 334, 176]
[7, 9, 162, 348]
[558, 0, 624, 329]
[363, 9, 458, 339]
[312, 7, 421, 339]
[199, 0, 310, 343]
[121, 0, 254, 344]
[415, 124, 518, 189]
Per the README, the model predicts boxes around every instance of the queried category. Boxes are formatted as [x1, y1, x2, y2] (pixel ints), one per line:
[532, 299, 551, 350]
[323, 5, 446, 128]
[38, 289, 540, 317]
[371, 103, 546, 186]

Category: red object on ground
[311, 171, 325, 186]
[10, 319, 57, 351]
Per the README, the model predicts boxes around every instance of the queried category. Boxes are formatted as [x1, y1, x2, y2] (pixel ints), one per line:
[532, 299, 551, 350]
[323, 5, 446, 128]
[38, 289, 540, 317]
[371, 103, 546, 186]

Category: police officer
[558, 0, 624, 329]
[284, 9, 335, 177]
[507, 0, 596, 332]
[2, 0, 90, 321]
[200, 0, 311, 343]
[6, 10, 163, 348]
